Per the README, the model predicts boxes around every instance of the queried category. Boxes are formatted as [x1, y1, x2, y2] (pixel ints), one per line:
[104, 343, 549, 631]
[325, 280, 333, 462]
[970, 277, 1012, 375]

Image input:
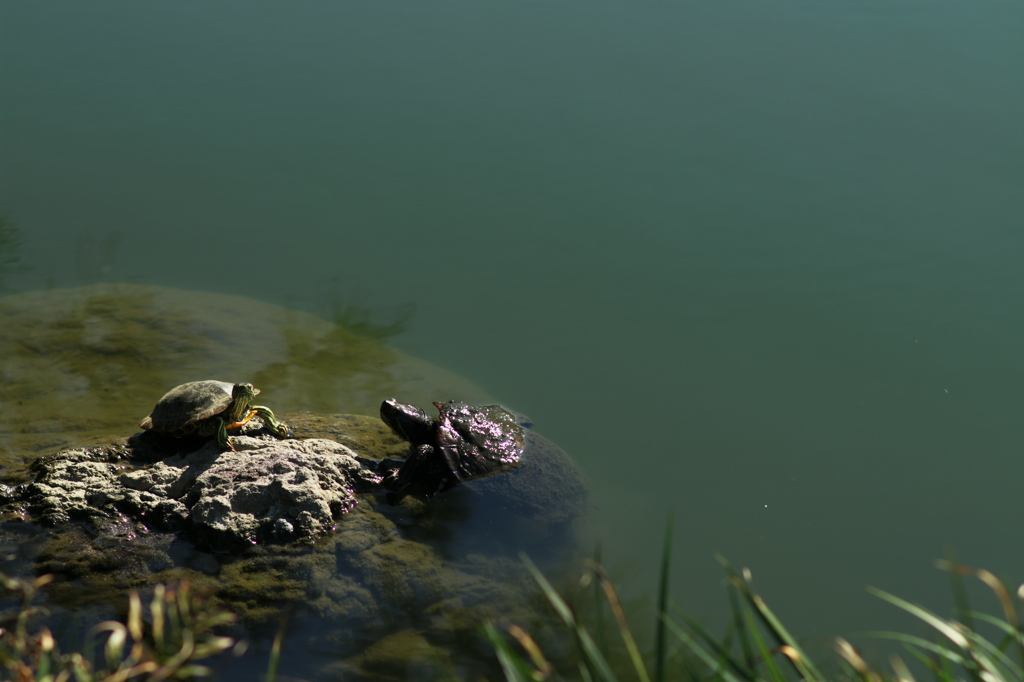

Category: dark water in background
[2, 0, 1022, 662]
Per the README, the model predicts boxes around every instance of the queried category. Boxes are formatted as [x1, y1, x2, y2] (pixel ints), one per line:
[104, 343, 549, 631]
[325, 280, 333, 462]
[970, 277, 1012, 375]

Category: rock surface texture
[4, 425, 382, 552]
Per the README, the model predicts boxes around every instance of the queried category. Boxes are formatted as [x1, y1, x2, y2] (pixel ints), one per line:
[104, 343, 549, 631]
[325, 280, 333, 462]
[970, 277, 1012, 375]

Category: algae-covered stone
[0, 283, 497, 463]
[333, 630, 455, 680]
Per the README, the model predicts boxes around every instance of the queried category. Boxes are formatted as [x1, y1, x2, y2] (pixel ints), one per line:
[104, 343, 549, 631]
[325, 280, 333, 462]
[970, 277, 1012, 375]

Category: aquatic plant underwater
[0, 573, 245, 682]
[5, 522, 1022, 681]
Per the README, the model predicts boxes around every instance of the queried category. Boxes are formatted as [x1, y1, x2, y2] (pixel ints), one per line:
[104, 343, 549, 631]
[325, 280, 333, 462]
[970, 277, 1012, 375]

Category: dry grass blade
[835, 637, 881, 682]
[721, 560, 825, 681]
[520, 553, 617, 682]
[889, 655, 918, 682]
[95, 621, 129, 670]
[507, 624, 554, 678]
[586, 560, 650, 682]
[266, 613, 286, 682]
[939, 560, 1024, 674]
[939, 561, 1020, 629]
[151, 584, 166, 651]
[483, 622, 546, 682]
[127, 591, 143, 643]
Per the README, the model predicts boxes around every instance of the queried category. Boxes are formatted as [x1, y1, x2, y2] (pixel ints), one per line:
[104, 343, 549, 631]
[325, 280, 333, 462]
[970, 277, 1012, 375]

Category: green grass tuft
[485, 524, 1024, 682]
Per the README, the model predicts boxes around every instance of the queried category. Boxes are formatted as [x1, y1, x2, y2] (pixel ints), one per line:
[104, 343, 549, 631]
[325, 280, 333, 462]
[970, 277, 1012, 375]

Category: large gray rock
[1, 408, 590, 555]
[186, 438, 379, 548]
[4, 429, 382, 552]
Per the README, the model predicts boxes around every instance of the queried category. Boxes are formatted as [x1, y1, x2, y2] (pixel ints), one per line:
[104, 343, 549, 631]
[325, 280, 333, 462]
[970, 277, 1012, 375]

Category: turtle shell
[433, 401, 524, 481]
[139, 380, 237, 432]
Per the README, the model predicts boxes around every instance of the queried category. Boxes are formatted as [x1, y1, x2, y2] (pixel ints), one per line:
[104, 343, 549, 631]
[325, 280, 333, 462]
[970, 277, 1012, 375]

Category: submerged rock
[0, 283, 497, 461]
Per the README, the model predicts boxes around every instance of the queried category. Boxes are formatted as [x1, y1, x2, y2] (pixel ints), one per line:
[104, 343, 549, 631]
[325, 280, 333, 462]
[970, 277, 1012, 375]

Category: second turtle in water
[380, 399, 524, 499]
[139, 380, 288, 451]
[380, 399, 588, 525]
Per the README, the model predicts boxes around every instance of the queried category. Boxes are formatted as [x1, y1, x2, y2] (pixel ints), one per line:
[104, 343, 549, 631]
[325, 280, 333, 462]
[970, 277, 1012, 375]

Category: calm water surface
[2, 0, 1023, 670]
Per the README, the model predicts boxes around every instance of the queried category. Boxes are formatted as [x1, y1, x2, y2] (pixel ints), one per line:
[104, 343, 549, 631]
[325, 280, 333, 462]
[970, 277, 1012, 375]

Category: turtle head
[232, 383, 259, 401]
[380, 399, 436, 444]
[234, 378, 260, 395]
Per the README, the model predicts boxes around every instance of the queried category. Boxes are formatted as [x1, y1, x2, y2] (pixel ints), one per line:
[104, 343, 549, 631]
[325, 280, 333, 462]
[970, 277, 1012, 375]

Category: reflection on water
[321, 277, 416, 341]
[73, 229, 123, 286]
[0, 216, 25, 293]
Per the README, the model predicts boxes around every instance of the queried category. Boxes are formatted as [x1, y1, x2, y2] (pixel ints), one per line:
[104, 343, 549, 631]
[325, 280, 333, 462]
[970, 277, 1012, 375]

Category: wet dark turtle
[380, 399, 588, 524]
[139, 380, 288, 451]
[381, 399, 524, 496]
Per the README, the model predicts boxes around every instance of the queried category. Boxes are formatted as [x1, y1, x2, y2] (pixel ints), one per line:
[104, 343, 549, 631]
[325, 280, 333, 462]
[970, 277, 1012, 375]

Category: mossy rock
[0, 284, 584, 679]
[0, 283, 496, 469]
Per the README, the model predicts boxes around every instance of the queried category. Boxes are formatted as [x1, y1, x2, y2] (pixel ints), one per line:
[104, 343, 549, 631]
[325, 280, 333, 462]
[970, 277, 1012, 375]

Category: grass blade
[941, 552, 975, 633]
[968, 611, 1024, 649]
[483, 622, 543, 682]
[862, 630, 973, 669]
[265, 612, 286, 682]
[677, 610, 755, 679]
[726, 577, 757, 675]
[725, 562, 826, 681]
[660, 616, 746, 682]
[745, 606, 789, 681]
[868, 587, 971, 649]
[521, 553, 617, 682]
[655, 514, 672, 682]
[588, 561, 650, 682]
[960, 626, 1024, 680]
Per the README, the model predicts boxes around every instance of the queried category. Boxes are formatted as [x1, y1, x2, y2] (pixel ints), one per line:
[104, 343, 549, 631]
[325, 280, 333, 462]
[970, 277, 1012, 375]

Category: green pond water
[2, 0, 1023, 676]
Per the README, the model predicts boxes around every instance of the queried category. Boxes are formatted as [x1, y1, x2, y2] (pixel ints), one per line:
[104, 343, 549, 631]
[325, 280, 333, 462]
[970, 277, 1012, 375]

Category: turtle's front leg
[215, 418, 236, 451]
[250, 405, 289, 438]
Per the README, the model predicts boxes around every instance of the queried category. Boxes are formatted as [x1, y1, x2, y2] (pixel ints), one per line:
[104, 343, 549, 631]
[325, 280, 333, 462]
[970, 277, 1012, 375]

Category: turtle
[138, 380, 288, 451]
[379, 399, 588, 524]
[380, 399, 524, 498]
